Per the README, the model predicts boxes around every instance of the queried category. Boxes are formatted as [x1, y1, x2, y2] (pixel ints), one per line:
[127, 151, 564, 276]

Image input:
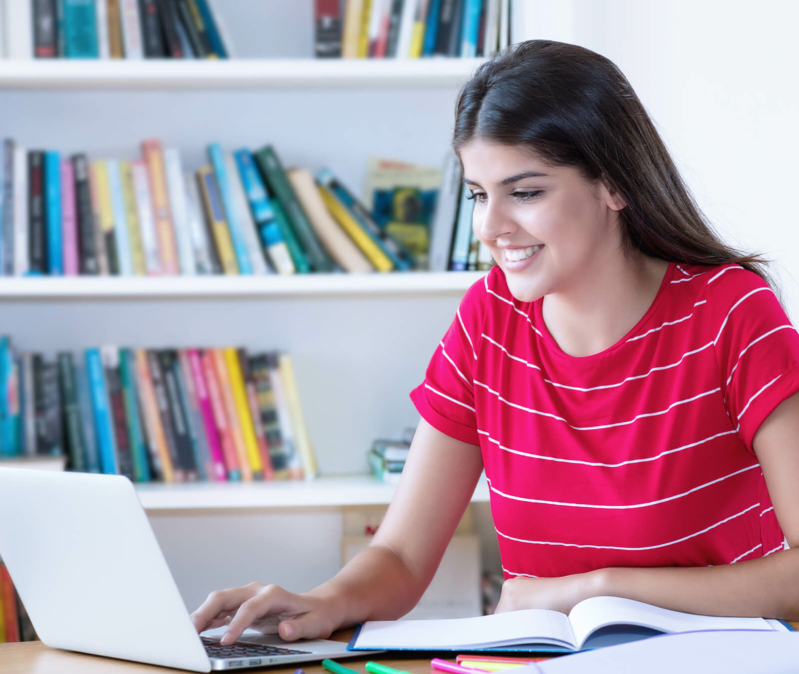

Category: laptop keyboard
[201, 635, 311, 659]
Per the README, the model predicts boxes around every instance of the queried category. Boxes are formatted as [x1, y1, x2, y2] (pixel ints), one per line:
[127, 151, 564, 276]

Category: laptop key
[200, 636, 311, 658]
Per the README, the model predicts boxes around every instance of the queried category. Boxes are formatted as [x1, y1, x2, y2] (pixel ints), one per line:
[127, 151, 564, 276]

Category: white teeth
[505, 245, 542, 262]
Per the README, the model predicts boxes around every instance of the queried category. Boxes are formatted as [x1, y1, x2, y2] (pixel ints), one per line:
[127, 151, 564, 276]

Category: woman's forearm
[600, 548, 799, 620]
[306, 543, 426, 630]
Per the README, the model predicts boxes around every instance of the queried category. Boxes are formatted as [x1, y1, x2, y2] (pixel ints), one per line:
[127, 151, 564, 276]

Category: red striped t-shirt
[410, 262, 799, 579]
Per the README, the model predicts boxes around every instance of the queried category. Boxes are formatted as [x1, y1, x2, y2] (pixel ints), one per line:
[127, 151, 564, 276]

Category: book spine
[176, 0, 206, 57]
[408, 0, 430, 58]
[55, 0, 65, 55]
[385, 0, 405, 57]
[134, 348, 171, 482]
[428, 152, 462, 272]
[6, 0, 34, 59]
[196, 165, 237, 274]
[156, 0, 182, 57]
[212, 348, 255, 480]
[177, 349, 212, 481]
[374, 0, 393, 57]
[22, 353, 37, 457]
[44, 151, 63, 275]
[341, 0, 363, 58]
[278, 353, 317, 479]
[119, 347, 151, 482]
[449, 183, 473, 271]
[33, 0, 58, 57]
[239, 349, 274, 480]
[357, 0, 372, 57]
[2, 140, 14, 276]
[460, 0, 480, 57]
[446, 0, 464, 56]
[434, 0, 456, 55]
[254, 146, 334, 273]
[74, 356, 101, 471]
[365, 0, 382, 57]
[225, 151, 267, 274]
[46, 358, 63, 457]
[0, 337, 14, 456]
[182, 172, 213, 274]
[32, 354, 45, 453]
[120, 0, 143, 58]
[106, 159, 134, 275]
[188, 348, 226, 480]
[0, 565, 19, 643]
[224, 347, 263, 478]
[87, 159, 109, 274]
[107, 0, 124, 57]
[130, 159, 162, 274]
[95, 0, 110, 58]
[148, 349, 186, 482]
[60, 158, 79, 275]
[422, 0, 442, 55]
[208, 143, 252, 274]
[57, 352, 86, 472]
[200, 348, 240, 480]
[314, 0, 342, 58]
[72, 154, 99, 275]
[119, 161, 147, 275]
[162, 350, 199, 480]
[27, 151, 46, 275]
[236, 148, 300, 274]
[13, 145, 29, 277]
[184, 0, 214, 57]
[91, 160, 119, 274]
[316, 168, 413, 270]
[250, 354, 289, 477]
[191, 0, 226, 57]
[141, 139, 179, 274]
[0, 140, 5, 278]
[85, 348, 117, 474]
[64, 0, 99, 57]
[102, 345, 134, 480]
[266, 352, 303, 479]
[138, 0, 164, 56]
[163, 149, 196, 274]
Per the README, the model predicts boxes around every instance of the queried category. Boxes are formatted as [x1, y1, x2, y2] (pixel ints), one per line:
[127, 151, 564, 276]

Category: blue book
[422, 0, 443, 56]
[119, 348, 151, 482]
[0, 337, 14, 456]
[208, 143, 252, 274]
[75, 357, 101, 473]
[63, 0, 99, 58]
[450, 183, 475, 271]
[0, 141, 4, 276]
[172, 353, 206, 481]
[192, 0, 228, 58]
[460, 0, 482, 58]
[44, 151, 63, 275]
[106, 160, 134, 276]
[85, 348, 118, 475]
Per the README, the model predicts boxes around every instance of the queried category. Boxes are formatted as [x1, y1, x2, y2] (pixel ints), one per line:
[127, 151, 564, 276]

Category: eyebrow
[463, 170, 550, 187]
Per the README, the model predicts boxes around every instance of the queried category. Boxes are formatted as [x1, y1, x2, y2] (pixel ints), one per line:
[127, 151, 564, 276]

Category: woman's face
[459, 139, 626, 303]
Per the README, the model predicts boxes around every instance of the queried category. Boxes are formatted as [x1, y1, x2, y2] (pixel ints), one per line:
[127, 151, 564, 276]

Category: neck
[542, 248, 670, 358]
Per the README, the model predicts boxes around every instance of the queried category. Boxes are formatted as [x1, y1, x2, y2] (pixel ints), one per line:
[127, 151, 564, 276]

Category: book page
[352, 609, 577, 650]
[568, 596, 775, 649]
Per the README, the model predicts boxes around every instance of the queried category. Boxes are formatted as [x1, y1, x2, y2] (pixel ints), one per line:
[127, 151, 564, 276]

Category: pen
[365, 661, 414, 674]
[322, 659, 360, 674]
[458, 663, 527, 671]
[456, 656, 544, 666]
[431, 658, 489, 674]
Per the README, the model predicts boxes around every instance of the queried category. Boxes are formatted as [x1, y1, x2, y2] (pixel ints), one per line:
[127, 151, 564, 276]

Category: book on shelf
[0, 136, 486, 277]
[0, 0, 230, 60]
[368, 436, 410, 483]
[0, 336, 317, 484]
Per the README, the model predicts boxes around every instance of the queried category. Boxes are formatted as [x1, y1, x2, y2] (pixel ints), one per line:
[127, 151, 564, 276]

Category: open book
[348, 596, 792, 654]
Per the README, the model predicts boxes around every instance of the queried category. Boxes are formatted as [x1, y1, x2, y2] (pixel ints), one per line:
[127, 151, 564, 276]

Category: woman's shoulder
[672, 261, 771, 303]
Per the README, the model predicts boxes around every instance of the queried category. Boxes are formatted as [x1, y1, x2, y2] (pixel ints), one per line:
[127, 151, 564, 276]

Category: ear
[600, 175, 627, 211]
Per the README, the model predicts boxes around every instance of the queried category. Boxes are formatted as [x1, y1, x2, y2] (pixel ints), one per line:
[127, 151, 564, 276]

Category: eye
[466, 192, 486, 203]
[513, 190, 543, 202]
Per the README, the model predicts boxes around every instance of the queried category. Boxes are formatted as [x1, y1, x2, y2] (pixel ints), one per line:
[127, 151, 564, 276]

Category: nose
[476, 198, 515, 243]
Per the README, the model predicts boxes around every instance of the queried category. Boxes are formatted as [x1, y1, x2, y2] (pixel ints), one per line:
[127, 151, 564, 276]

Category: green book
[119, 348, 151, 483]
[271, 199, 311, 274]
[57, 352, 86, 473]
[254, 146, 335, 273]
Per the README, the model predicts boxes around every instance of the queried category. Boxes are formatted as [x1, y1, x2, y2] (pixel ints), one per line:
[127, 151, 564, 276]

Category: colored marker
[365, 662, 414, 674]
[431, 658, 489, 674]
[459, 663, 527, 671]
[322, 660, 360, 674]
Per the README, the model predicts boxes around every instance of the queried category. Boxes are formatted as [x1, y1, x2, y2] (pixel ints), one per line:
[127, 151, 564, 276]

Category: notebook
[348, 596, 794, 654]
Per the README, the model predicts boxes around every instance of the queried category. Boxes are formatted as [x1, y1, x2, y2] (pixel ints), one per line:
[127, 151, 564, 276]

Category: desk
[3, 624, 799, 674]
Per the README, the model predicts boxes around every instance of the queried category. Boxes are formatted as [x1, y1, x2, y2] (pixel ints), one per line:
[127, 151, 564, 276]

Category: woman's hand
[494, 570, 606, 615]
[190, 582, 344, 645]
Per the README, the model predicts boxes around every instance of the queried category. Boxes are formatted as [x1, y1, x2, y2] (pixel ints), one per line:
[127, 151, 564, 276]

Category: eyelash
[466, 191, 543, 203]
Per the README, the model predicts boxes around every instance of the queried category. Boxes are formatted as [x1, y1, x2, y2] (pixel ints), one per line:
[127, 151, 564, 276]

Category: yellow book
[135, 349, 174, 483]
[278, 354, 318, 479]
[120, 161, 147, 275]
[358, 0, 373, 57]
[223, 347, 263, 476]
[197, 166, 239, 275]
[212, 349, 254, 481]
[408, 0, 429, 59]
[91, 160, 117, 273]
[342, 0, 366, 58]
[319, 185, 393, 272]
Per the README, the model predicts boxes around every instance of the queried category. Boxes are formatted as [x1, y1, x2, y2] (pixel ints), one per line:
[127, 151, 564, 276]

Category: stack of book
[0, 0, 231, 60]
[0, 559, 35, 643]
[315, 0, 512, 59]
[0, 337, 318, 483]
[368, 437, 410, 484]
[0, 139, 430, 276]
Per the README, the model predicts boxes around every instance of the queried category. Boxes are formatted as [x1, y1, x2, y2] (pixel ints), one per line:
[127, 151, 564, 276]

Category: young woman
[191, 40, 799, 645]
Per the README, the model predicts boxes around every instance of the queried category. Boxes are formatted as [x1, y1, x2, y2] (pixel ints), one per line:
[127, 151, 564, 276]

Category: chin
[503, 274, 545, 304]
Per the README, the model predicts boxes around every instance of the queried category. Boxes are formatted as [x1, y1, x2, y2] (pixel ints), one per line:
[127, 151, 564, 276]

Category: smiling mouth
[504, 245, 543, 262]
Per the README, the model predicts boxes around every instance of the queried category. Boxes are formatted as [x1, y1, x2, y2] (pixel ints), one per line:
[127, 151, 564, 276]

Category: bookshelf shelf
[0, 272, 486, 299]
[135, 474, 490, 510]
[0, 58, 487, 90]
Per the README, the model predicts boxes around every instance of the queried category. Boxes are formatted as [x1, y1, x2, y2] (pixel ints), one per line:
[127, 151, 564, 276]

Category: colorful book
[87, 158, 110, 274]
[278, 353, 317, 479]
[44, 150, 63, 275]
[211, 348, 255, 481]
[130, 159, 162, 275]
[57, 352, 86, 472]
[63, 0, 100, 57]
[225, 150, 268, 274]
[0, 564, 19, 643]
[169, 350, 205, 481]
[74, 356, 101, 472]
[120, 347, 151, 482]
[200, 348, 240, 480]
[408, 0, 431, 58]
[60, 157, 79, 275]
[191, 0, 228, 57]
[238, 349, 274, 480]
[163, 350, 200, 480]
[224, 347, 264, 478]
[177, 349, 213, 481]
[91, 159, 119, 274]
[107, 0, 125, 58]
[460, 0, 481, 57]
[187, 348, 227, 481]
[208, 143, 252, 274]
[422, 0, 442, 55]
[148, 350, 185, 481]
[250, 354, 290, 478]
[102, 345, 135, 480]
[449, 183, 474, 271]
[141, 139, 179, 274]
[27, 151, 46, 275]
[85, 348, 118, 474]
[0, 337, 19, 457]
[119, 160, 147, 276]
[164, 148, 197, 275]
[135, 348, 171, 482]
[183, 172, 215, 274]
[266, 352, 303, 479]
[106, 159, 134, 276]
[196, 165, 238, 274]
[120, 0, 144, 58]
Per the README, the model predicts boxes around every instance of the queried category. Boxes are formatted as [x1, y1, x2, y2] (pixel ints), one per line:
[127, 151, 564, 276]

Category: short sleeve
[409, 270, 493, 446]
[711, 268, 799, 452]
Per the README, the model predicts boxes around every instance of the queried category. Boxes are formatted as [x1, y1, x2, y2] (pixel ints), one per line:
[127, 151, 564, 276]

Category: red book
[200, 349, 241, 480]
[0, 565, 20, 643]
[187, 349, 227, 481]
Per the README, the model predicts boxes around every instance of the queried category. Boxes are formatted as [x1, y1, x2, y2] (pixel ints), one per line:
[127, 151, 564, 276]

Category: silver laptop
[0, 468, 376, 671]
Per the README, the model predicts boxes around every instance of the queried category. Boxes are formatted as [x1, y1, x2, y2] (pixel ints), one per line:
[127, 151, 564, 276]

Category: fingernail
[283, 625, 293, 639]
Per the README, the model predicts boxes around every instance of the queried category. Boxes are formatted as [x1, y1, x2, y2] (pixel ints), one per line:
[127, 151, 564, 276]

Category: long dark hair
[452, 40, 779, 298]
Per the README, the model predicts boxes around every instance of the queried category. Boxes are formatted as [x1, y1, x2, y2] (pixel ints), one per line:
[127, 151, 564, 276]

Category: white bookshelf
[0, 58, 486, 90]
[136, 474, 490, 510]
